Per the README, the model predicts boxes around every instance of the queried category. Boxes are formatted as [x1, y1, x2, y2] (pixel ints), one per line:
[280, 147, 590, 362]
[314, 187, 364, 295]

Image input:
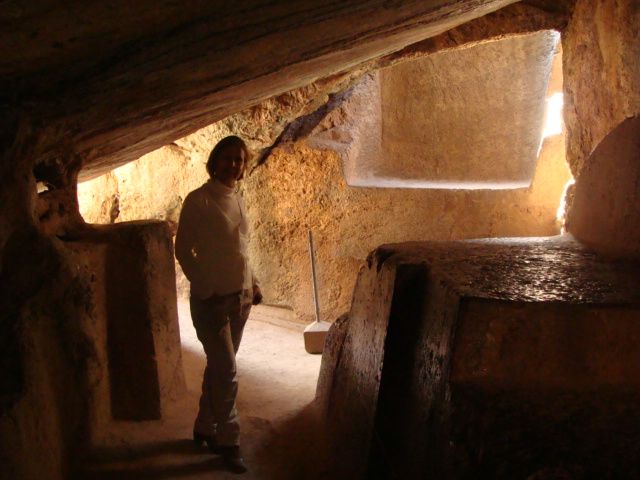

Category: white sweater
[175, 179, 254, 299]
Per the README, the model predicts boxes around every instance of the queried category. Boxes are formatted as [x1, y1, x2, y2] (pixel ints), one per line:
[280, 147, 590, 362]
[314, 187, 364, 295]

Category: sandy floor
[78, 303, 325, 479]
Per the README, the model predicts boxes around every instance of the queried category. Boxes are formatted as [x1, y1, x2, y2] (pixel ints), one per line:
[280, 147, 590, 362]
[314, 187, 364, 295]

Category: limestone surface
[3, 2, 640, 478]
[320, 236, 640, 478]
[562, 0, 640, 177]
[377, 31, 558, 187]
[80, 127, 570, 325]
[567, 116, 640, 256]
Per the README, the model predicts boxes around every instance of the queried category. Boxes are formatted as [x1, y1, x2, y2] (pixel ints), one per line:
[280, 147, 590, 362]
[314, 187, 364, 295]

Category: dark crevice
[367, 265, 429, 480]
[250, 85, 356, 173]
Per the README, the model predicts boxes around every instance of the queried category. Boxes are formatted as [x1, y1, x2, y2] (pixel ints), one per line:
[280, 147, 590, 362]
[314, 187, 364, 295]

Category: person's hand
[252, 285, 263, 305]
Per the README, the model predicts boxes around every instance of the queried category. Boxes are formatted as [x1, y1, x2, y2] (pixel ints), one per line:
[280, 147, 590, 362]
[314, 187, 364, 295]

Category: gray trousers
[190, 290, 252, 446]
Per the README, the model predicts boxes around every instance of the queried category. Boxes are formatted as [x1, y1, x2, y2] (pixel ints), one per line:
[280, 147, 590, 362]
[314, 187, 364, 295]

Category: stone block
[321, 236, 640, 478]
[71, 221, 185, 430]
[567, 115, 640, 256]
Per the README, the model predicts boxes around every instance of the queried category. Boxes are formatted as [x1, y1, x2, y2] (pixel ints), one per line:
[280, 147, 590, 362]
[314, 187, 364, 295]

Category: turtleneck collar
[207, 178, 236, 195]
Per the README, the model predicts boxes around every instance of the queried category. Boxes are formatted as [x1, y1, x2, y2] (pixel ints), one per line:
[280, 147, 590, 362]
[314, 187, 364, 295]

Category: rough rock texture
[0, 234, 93, 480]
[314, 312, 349, 414]
[449, 301, 640, 478]
[561, 0, 640, 258]
[79, 44, 570, 323]
[80, 129, 570, 324]
[309, 37, 563, 189]
[57, 222, 185, 444]
[318, 236, 640, 478]
[562, 0, 640, 178]
[567, 116, 640, 257]
[1, 0, 517, 178]
[0, 129, 93, 480]
[245, 138, 569, 323]
[78, 146, 202, 226]
[0, 216, 184, 478]
[6, 1, 640, 478]
[67, 1, 571, 182]
[248, 2, 572, 181]
[376, 31, 557, 187]
[369, 1, 572, 69]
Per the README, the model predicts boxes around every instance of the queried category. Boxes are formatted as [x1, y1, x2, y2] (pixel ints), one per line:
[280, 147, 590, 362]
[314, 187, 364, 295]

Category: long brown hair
[206, 135, 251, 180]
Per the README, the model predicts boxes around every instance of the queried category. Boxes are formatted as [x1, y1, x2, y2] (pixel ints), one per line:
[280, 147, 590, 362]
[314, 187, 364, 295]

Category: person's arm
[174, 193, 200, 283]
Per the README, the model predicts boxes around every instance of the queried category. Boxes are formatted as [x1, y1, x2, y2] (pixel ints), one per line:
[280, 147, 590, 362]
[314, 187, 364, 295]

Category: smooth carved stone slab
[73, 221, 185, 425]
[320, 236, 640, 479]
[567, 115, 640, 256]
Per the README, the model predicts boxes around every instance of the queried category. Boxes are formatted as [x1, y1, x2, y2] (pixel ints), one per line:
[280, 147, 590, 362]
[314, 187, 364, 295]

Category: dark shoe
[193, 430, 213, 447]
[220, 446, 247, 474]
[206, 437, 224, 455]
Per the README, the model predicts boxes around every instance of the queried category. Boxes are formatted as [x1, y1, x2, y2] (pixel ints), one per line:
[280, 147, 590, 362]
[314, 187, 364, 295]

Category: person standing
[175, 135, 262, 474]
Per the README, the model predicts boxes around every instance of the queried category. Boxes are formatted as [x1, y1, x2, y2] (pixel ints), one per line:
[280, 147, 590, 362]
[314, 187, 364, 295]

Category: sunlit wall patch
[311, 31, 563, 191]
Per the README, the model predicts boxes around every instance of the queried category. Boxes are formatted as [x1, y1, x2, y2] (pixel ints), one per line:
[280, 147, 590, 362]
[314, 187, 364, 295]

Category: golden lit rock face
[561, 0, 640, 257]
[243, 139, 569, 323]
[73, 4, 574, 323]
[567, 116, 640, 257]
[377, 31, 558, 187]
[3, 0, 640, 478]
[562, 0, 640, 178]
[79, 127, 570, 324]
[309, 32, 562, 190]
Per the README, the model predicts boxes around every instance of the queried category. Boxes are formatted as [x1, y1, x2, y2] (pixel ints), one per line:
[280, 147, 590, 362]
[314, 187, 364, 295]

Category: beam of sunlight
[536, 92, 564, 158]
[542, 92, 564, 138]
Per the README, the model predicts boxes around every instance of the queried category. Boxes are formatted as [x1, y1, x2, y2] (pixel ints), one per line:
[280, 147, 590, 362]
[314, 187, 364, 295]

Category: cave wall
[5, 0, 640, 477]
[563, 0, 640, 177]
[245, 140, 570, 323]
[566, 116, 640, 256]
[0, 129, 184, 480]
[0, 238, 92, 480]
[79, 128, 570, 323]
[377, 31, 557, 186]
[78, 41, 571, 324]
[562, 0, 640, 255]
[0, 218, 184, 480]
[0, 133, 93, 480]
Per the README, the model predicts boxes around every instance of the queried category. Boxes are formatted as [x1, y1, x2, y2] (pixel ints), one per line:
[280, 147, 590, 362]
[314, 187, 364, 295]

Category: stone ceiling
[1, 0, 520, 178]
